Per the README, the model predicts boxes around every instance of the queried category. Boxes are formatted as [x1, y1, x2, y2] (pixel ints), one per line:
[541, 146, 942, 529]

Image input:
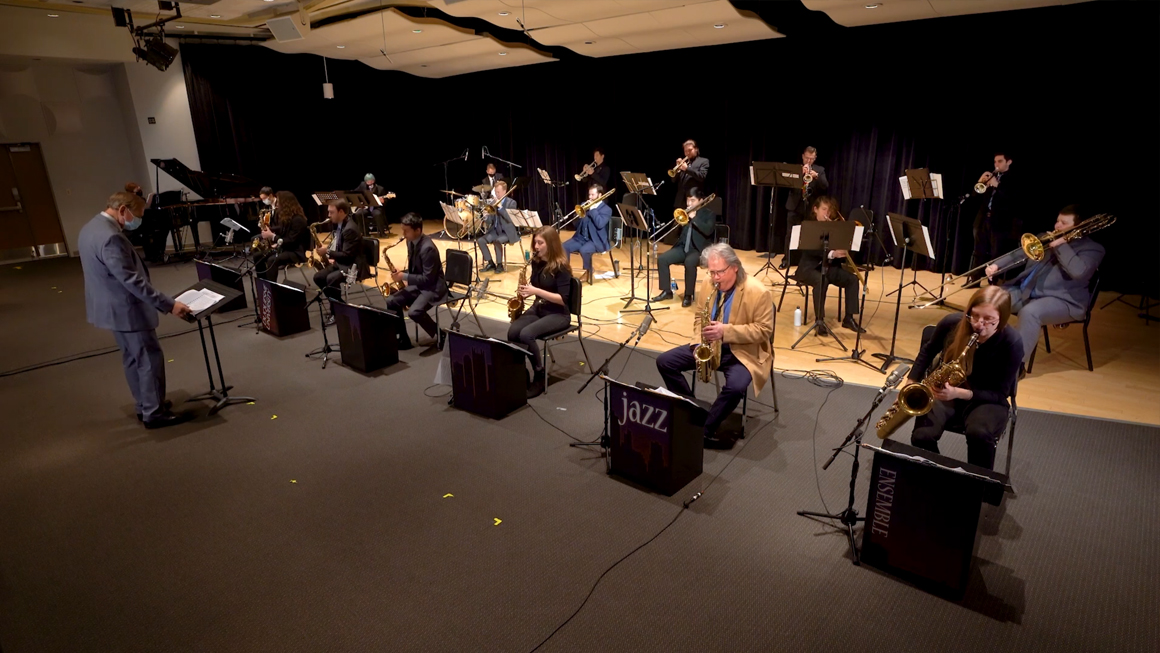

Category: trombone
[909, 213, 1117, 309]
[668, 156, 689, 178]
[654, 193, 716, 241]
[555, 188, 616, 230]
[574, 160, 597, 181]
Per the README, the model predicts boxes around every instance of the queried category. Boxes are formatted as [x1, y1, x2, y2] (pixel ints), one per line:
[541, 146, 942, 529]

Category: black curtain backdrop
[180, 1, 1158, 295]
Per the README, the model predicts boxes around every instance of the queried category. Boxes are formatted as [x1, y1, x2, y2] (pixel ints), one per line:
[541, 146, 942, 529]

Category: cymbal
[472, 184, 493, 193]
[440, 189, 463, 196]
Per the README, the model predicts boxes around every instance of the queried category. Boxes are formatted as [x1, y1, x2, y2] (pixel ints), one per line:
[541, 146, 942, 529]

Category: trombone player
[984, 204, 1104, 372]
[653, 188, 718, 308]
[655, 244, 773, 449]
[563, 183, 613, 281]
[477, 180, 519, 273]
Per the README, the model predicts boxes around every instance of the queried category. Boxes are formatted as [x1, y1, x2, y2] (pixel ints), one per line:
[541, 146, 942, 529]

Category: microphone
[275, 238, 283, 250]
[634, 314, 654, 344]
[462, 149, 468, 161]
[475, 278, 490, 301]
[883, 364, 911, 390]
[481, 147, 485, 160]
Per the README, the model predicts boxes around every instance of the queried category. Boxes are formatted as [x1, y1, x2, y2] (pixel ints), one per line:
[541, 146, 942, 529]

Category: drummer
[482, 163, 504, 200]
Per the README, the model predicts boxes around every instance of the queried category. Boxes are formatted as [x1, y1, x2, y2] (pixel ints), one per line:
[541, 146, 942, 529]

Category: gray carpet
[0, 258, 1157, 653]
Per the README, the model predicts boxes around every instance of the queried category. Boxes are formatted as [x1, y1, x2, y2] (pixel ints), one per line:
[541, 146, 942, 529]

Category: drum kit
[441, 184, 494, 239]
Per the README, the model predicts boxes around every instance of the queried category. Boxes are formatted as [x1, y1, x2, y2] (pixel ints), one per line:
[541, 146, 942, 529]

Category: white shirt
[101, 211, 122, 231]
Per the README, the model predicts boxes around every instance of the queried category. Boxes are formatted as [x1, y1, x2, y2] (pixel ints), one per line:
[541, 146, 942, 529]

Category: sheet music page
[852, 225, 865, 252]
[921, 226, 936, 260]
[526, 210, 542, 227]
[176, 288, 224, 313]
[898, 176, 912, 200]
[789, 225, 801, 251]
[749, 166, 755, 185]
[887, 220, 899, 247]
[930, 173, 944, 199]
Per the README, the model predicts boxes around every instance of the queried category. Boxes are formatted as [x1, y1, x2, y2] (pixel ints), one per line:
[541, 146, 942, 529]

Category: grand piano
[130, 158, 262, 262]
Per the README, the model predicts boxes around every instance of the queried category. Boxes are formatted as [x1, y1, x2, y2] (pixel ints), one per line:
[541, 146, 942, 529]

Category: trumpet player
[563, 184, 613, 280]
[477, 180, 519, 273]
[907, 286, 1023, 470]
[312, 199, 365, 316]
[970, 151, 1021, 282]
[655, 244, 773, 449]
[506, 226, 573, 398]
[984, 205, 1104, 370]
[653, 188, 718, 307]
[385, 212, 448, 351]
[780, 146, 828, 270]
[794, 196, 864, 335]
[254, 190, 310, 281]
[576, 147, 610, 190]
[672, 139, 709, 209]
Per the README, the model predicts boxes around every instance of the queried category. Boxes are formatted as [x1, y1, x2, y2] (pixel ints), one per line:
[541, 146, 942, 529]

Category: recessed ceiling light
[175, 25, 185, 29]
[713, 23, 726, 29]
[583, 41, 594, 45]
[420, 64, 428, 68]
[412, 29, 422, 33]
[498, 51, 507, 56]
[48, 13, 60, 17]
[210, 14, 221, 18]
[336, 45, 345, 49]
[498, 11, 510, 16]
[865, 3, 881, 7]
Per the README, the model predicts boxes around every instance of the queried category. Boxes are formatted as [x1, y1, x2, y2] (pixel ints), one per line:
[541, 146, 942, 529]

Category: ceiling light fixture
[412, 29, 422, 33]
[175, 25, 185, 29]
[498, 11, 510, 16]
[210, 14, 221, 18]
[583, 41, 594, 45]
[498, 51, 507, 56]
[713, 23, 726, 29]
[865, 3, 881, 8]
[48, 13, 60, 17]
[336, 45, 345, 49]
[420, 64, 428, 68]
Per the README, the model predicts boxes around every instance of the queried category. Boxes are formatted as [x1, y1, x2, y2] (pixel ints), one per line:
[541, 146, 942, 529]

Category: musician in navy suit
[985, 205, 1104, 369]
[477, 180, 519, 272]
[78, 191, 192, 429]
[563, 184, 612, 279]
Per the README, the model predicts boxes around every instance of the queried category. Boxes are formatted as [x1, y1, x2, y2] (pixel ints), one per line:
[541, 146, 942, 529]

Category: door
[0, 143, 67, 258]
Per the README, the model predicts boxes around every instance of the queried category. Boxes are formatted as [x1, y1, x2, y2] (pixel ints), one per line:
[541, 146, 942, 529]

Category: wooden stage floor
[368, 223, 1159, 426]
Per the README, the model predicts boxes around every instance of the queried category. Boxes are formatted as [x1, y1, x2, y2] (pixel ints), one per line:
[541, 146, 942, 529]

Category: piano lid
[151, 158, 260, 199]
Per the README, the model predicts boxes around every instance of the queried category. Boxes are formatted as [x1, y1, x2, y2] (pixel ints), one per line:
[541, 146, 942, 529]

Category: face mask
[124, 212, 143, 230]
[263, 198, 272, 206]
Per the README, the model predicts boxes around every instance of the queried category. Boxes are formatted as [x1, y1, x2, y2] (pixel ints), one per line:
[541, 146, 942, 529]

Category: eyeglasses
[708, 267, 730, 278]
[968, 314, 999, 327]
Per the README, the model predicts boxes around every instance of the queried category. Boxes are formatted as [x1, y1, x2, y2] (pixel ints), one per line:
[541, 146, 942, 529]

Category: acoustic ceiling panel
[801, 0, 1093, 28]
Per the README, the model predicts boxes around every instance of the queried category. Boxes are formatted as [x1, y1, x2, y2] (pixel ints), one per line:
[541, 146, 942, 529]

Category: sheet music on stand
[537, 168, 554, 184]
[885, 212, 936, 261]
[898, 169, 944, 200]
[621, 172, 658, 195]
[312, 191, 342, 205]
[508, 209, 542, 230]
[789, 223, 865, 252]
[440, 202, 464, 226]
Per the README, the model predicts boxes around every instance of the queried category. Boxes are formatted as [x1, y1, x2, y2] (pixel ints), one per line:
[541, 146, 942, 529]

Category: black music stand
[873, 213, 929, 372]
[179, 279, 256, 415]
[616, 203, 657, 312]
[887, 169, 940, 299]
[751, 161, 801, 286]
[332, 301, 400, 372]
[817, 207, 884, 373]
[790, 220, 856, 351]
[446, 331, 528, 419]
[605, 377, 704, 496]
[256, 277, 311, 336]
[622, 171, 661, 271]
[620, 173, 669, 317]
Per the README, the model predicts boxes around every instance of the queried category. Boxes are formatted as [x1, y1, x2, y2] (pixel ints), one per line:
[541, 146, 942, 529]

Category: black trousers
[313, 264, 348, 304]
[386, 286, 445, 342]
[971, 212, 1017, 282]
[356, 207, 387, 235]
[795, 265, 860, 320]
[255, 250, 305, 281]
[910, 399, 1009, 470]
[656, 246, 699, 295]
[508, 308, 571, 370]
[656, 344, 752, 437]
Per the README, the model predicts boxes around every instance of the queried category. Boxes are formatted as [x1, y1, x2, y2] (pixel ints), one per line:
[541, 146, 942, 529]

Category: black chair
[535, 276, 591, 395]
[919, 324, 1018, 480]
[714, 223, 730, 245]
[1027, 272, 1101, 373]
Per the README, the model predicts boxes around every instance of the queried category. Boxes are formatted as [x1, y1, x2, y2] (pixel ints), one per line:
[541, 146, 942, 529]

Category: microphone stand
[797, 374, 902, 565]
[304, 290, 339, 369]
[571, 324, 650, 452]
[435, 149, 469, 239]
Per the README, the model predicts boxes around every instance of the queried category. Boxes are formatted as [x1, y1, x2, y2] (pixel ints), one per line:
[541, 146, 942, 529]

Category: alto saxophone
[380, 238, 407, 295]
[876, 333, 979, 439]
[509, 264, 529, 320]
[694, 287, 724, 384]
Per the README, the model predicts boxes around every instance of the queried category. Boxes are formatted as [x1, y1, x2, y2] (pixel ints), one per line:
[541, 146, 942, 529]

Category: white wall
[121, 50, 201, 198]
[0, 59, 141, 253]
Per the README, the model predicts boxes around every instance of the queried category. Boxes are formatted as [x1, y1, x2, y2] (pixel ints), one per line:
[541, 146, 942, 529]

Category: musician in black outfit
[254, 190, 310, 281]
[907, 286, 1023, 470]
[794, 196, 864, 335]
[672, 140, 709, 209]
[386, 212, 449, 351]
[507, 226, 573, 398]
[653, 188, 718, 308]
[312, 199, 364, 312]
[579, 147, 611, 191]
[354, 173, 391, 236]
[781, 146, 829, 269]
[482, 163, 504, 200]
[970, 151, 1021, 282]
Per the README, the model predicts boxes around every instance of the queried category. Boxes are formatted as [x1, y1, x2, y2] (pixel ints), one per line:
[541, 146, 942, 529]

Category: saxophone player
[506, 226, 573, 398]
[906, 286, 1023, 470]
[386, 212, 448, 351]
[254, 190, 310, 281]
[312, 199, 365, 316]
[655, 244, 773, 449]
[794, 196, 864, 335]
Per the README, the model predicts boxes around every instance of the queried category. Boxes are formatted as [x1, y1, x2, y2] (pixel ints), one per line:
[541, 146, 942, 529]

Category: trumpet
[574, 160, 597, 181]
[556, 188, 616, 230]
[668, 156, 689, 178]
[974, 169, 997, 193]
[910, 213, 1117, 310]
[655, 193, 716, 241]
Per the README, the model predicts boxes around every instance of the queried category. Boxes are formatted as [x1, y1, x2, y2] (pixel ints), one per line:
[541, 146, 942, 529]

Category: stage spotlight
[133, 37, 179, 71]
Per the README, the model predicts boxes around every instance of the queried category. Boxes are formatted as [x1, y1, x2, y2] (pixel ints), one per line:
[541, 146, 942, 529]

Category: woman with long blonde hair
[506, 226, 573, 398]
[905, 285, 1023, 470]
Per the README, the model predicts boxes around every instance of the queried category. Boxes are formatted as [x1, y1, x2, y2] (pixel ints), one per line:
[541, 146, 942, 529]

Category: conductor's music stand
[887, 168, 943, 299]
[179, 279, 256, 414]
[621, 171, 661, 279]
[873, 213, 929, 372]
[617, 203, 660, 313]
[790, 220, 856, 351]
[751, 161, 802, 287]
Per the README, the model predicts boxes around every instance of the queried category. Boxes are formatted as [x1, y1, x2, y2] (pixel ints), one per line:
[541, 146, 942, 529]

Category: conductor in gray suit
[79, 191, 193, 428]
[986, 205, 1104, 369]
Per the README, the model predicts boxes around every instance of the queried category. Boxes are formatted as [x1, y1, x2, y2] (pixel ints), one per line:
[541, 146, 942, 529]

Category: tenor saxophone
[694, 287, 723, 384]
[306, 222, 327, 271]
[876, 333, 979, 439]
[380, 238, 407, 295]
[509, 264, 529, 320]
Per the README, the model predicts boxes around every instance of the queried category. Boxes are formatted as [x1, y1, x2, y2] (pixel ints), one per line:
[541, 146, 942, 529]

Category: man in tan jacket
[656, 243, 774, 449]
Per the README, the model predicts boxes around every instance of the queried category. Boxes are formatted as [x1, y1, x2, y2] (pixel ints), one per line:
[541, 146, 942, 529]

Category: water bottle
[671, 281, 678, 292]
[793, 306, 802, 327]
